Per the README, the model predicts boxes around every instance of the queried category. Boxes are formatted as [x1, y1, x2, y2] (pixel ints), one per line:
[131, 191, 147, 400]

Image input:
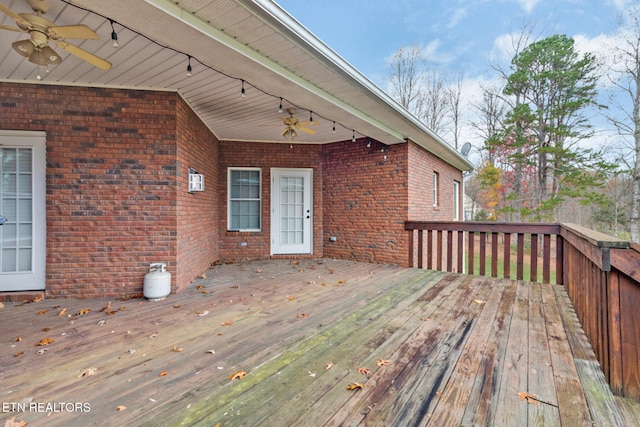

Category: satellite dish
[460, 142, 471, 157]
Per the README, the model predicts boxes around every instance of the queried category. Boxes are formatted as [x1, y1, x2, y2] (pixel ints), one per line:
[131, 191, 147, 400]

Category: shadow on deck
[0, 259, 636, 426]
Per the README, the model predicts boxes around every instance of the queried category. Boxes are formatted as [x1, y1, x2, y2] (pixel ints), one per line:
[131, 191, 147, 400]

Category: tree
[606, 7, 640, 242]
[496, 34, 611, 221]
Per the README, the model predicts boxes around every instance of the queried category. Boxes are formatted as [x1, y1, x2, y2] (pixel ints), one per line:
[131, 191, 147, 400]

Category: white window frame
[433, 171, 439, 207]
[227, 167, 261, 232]
[453, 180, 460, 220]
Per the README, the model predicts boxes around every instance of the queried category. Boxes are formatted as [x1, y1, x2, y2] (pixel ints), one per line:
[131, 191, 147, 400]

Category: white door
[0, 131, 46, 291]
[271, 168, 312, 255]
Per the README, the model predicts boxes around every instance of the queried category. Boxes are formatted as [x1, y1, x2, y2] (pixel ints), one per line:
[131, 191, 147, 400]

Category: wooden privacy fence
[405, 221, 640, 400]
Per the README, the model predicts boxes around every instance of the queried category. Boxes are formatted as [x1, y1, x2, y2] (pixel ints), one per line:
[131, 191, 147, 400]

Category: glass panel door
[271, 169, 312, 255]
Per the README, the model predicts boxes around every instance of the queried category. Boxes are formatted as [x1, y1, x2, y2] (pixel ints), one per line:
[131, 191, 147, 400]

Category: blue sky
[276, 0, 627, 85]
[275, 0, 635, 157]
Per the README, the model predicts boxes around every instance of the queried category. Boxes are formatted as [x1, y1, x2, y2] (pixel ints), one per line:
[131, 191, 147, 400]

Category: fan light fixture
[332, 121, 336, 133]
[110, 19, 118, 48]
[352, 130, 356, 143]
[241, 80, 246, 97]
[278, 98, 283, 113]
[186, 56, 192, 77]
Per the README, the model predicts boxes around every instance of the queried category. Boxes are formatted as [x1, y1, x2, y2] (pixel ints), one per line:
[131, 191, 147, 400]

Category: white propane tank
[144, 263, 171, 301]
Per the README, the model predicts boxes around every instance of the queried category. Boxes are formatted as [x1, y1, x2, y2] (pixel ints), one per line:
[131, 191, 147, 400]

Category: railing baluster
[517, 233, 524, 280]
[491, 232, 498, 277]
[417, 229, 423, 269]
[479, 232, 486, 276]
[447, 230, 453, 272]
[457, 230, 464, 273]
[427, 230, 433, 270]
[437, 230, 443, 271]
[504, 233, 511, 279]
[468, 231, 475, 275]
[543, 233, 551, 283]
[531, 233, 538, 282]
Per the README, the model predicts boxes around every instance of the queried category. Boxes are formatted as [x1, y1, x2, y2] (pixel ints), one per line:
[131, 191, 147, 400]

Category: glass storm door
[271, 168, 312, 255]
[0, 131, 46, 291]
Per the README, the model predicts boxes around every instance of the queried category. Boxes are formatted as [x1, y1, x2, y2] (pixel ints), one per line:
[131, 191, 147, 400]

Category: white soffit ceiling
[0, 0, 473, 170]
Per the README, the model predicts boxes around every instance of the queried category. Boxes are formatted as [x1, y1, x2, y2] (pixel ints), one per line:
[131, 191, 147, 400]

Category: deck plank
[0, 259, 628, 427]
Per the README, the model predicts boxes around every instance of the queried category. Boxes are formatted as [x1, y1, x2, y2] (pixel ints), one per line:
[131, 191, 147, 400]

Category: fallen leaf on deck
[517, 391, 540, 406]
[78, 367, 97, 378]
[38, 337, 54, 346]
[288, 296, 296, 301]
[338, 279, 345, 284]
[116, 405, 127, 411]
[308, 371, 316, 377]
[58, 308, 67, 316]
[377, 359, 391, 366]
[76, 308, 91, 316]
[4, 416, 26, 427]
[36, 309, 47, 315]
[421, 317, 429, 321]
[126, 349, 136, 355]
[14, 352, 24, 357]
[102, 301, 112, 312]
[308, 280, 316, 284]
[32, 295, 43, 303]
[15, 337, 21, 342]
[200, 273, 207, 279]
[296, 313, 309, 318]
[358, 367, 371, 376]
[173, 345, 183, 352]
[197, 310, 210, 316]
[347, 382, 364, 391]
[326, 362, 334, 370]
[97, 319, 106, 326]
[36, 348, 49, 355]
[206, 349, 216, 354]
[473, 299, 486, 304]
[159, 371, 168, 377]
[256, 269, 263, 273]
[149, 333, 158, 340]
[220, 320, 233, 326]
[173, 304, 181, 309]
[231, 285, 239, 289]
[42, 327, 50, 332]
[196, 285, 205, 291]
[228, 370, 246, 380]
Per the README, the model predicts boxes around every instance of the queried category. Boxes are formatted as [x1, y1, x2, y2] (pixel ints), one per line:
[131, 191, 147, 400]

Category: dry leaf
[42, 327, 50, 332]
[102, 301, 112, 312]
[358, 367, 371, 377]
[14, 352, 24, 357]
[231, 285, 239, 289]
[338, 279, 345, 284]
[228, 370, 246, 380]
[159, 371, 168, 377]
[296, 313, 309, 318]
[473, 299, 486, 305]
[172, 345, 183, 353]
[308, 370, 316, 377]
[308, 280, 316, 285]
[200, 273, 207, 279]
[220, 320, 233, 326]
[197, 310, 210, 316]
[347, 382, 364, 390]
[76, 308, 90, 316]
[15, 336, 21, 342]
[4, 416, 27, 427]
[78, 367, 97, 378]
[36, 348, 49, 355]
[377, 359, 391, 366]
[421, 317, 429, 321]
[38, 337, 54, 346]
[148, 332, 158, 340]
[326, 362, 334, 370]
[516, 391, 540, 406]
[287, 296, 296, 301]
[97, 319, 106, 326]
[196, 285, 204, 291]
[32, 295, 43, 303]
[58, 308, 67, 316]
[116, 405, 127, 411]
[36, 309, 47, 315]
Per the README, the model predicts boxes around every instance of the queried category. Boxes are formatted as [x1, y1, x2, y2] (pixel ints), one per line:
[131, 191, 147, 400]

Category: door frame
[0, 130, 46, 291]
[270, 168, 313, 255]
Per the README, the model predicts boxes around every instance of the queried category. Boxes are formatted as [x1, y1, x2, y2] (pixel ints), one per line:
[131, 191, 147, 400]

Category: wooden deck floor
[0, 259, 631, 426]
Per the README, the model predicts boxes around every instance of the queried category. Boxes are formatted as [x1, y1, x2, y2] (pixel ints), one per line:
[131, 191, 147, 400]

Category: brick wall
[0, 82, 218, 297]
[408, 140, 463, 221]
[218, 141, 323, 260]
[322, 138, 409, 265]
[175, 98, 220, 292]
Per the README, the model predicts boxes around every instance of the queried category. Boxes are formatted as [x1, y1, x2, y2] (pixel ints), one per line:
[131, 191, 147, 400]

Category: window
[433, 172, 439, 207]
[228, 168, 261, 231]
[453, 180, 460, 220]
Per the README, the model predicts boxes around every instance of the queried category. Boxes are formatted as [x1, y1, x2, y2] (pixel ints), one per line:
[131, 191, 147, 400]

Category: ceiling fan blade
[0, 3, 30, 28]
[297, 120, 318, 127]
[0, 24, 21, 32]
[48, 25, 99, 40]
[56, 41, 112, 70]
[297, 126, 317, 135]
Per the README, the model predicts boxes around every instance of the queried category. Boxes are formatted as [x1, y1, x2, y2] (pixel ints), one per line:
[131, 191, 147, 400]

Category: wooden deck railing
[405, 221, 640, 400]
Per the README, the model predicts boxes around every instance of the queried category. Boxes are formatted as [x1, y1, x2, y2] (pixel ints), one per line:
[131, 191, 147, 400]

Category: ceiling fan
[280, 108, 317, 139]
[0, 0, 111, 70]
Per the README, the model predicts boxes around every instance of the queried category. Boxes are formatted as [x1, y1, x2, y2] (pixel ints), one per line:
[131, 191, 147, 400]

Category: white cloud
[448, 7, 468, 29]
[513, 0, 541, 14]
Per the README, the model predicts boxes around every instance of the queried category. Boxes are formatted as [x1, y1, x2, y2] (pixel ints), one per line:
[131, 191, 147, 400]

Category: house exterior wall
[218, 141, 323, 261]
[0, 83, 218, 297]
[408, 140, 463, 221]
[175, 98, 220, 292]
[322, 139, 409, 265]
